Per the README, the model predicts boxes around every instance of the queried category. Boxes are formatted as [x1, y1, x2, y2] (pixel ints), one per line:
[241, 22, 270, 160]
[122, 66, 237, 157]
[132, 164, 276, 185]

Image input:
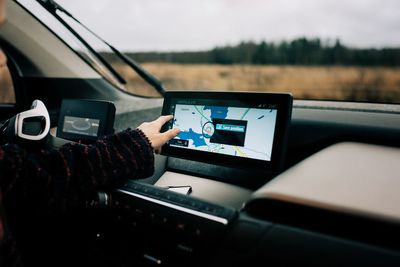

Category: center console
[107, 91, 293, 266]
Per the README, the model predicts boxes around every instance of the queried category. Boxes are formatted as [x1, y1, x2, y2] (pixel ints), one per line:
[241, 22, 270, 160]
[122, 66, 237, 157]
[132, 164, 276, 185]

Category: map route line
[242, 147, 270, 158]
[240, 108, 251, 120]
[193, 105, 215, 149]
[194, 105, 210, 122]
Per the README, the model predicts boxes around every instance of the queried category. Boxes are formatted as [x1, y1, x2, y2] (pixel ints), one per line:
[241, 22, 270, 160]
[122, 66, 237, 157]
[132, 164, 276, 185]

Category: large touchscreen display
[161, 92, 292, 170]
[170, 104, 277, 162]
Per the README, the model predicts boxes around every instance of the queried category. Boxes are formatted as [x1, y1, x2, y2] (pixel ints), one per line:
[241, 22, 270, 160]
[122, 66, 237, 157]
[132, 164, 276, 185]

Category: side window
[0, 49, 16, 104]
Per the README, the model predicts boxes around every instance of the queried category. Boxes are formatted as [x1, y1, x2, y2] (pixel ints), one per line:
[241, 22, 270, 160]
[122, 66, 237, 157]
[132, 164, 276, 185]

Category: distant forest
[102, 38, 400, 66]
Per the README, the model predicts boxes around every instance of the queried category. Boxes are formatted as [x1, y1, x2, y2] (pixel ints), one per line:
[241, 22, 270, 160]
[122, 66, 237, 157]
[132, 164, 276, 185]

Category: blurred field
[114, 63, 400, 103]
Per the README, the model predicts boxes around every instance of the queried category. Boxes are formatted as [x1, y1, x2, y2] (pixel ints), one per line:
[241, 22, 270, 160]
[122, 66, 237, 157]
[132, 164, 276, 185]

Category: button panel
[117, 180, 237, 224]
[109, 180, 238, 266]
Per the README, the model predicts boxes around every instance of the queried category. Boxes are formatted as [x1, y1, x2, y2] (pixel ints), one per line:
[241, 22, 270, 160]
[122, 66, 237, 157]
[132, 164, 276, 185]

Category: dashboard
[104, 93, 400, 267]
[20, 94, 400, 267]
[6, 95, 400, 267]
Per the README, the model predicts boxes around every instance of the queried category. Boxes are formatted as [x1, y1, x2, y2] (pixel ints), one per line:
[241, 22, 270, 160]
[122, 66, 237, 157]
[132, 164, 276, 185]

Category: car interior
[1, 0, 400, 266]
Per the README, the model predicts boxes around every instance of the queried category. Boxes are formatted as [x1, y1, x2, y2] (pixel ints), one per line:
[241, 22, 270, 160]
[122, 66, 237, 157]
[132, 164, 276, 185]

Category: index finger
[155, 115, 174, 127]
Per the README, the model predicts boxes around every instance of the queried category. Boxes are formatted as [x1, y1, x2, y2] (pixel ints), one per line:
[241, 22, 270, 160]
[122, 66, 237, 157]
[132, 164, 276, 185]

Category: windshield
[46, 1, 400, 103]
[16, 0, 128, 91]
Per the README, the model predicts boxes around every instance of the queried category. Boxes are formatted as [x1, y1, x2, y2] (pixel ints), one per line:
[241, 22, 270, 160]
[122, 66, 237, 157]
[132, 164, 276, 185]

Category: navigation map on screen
[169, 104, 277, 161]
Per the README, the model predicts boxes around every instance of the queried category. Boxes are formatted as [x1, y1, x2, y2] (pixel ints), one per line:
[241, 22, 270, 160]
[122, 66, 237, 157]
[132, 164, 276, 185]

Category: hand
[138, 115, 180, 154]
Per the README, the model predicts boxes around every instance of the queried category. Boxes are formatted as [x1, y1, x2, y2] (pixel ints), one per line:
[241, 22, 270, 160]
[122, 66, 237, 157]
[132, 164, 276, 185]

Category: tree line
[102, 38, 400, 66]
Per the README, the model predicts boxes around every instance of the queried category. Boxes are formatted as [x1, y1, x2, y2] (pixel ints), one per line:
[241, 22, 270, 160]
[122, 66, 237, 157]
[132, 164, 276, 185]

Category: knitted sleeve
[0, 128, 154, 266]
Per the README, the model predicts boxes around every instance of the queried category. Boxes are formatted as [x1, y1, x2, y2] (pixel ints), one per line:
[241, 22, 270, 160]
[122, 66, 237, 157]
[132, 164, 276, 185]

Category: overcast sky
[57, 0, 400, 52]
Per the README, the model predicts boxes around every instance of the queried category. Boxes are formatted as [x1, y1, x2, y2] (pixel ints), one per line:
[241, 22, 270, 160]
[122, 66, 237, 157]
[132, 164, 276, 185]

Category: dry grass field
[114, 63, 400, 103]
[1, 63, 398, 104]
